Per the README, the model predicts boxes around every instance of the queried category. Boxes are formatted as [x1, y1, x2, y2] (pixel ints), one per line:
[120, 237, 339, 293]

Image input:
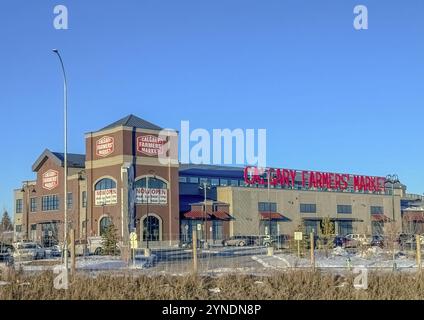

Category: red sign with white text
[244, 166, 386, 193]
[137, 135, 165, 156]
[42, 169, 59, 191]
[96, 136, 115, 157]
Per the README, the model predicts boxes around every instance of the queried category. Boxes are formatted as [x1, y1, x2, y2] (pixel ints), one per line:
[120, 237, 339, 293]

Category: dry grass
[1, 270, 424, 300]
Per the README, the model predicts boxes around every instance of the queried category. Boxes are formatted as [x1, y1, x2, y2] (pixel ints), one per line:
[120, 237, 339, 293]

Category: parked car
[370, 235, 385, 248]
[13, 242, 46, 261]
[344, 234, 371, 248]
[333, 236, 347, 248]
[74, 237, 109, 256]
[263, 235, 290, 249]
[0, 242, 14, 261]
[222, 235, 258, 247]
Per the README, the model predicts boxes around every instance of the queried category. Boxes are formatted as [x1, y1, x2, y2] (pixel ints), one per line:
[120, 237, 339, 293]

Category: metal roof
[98, 114, 163, 132]
[32, 149, 85, 172]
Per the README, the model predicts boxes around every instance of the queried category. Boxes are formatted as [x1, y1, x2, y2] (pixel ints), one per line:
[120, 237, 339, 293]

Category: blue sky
[1, 0, 423, 217]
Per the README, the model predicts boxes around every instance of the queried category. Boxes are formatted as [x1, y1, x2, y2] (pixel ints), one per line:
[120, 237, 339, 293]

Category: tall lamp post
[21, 181, 36, 241]
[52, 49, 69, 274]
[146, 170, 156, 250]
[385, 174, 400, 271]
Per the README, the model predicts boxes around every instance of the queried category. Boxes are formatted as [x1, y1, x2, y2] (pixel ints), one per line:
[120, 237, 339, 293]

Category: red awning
[259, 212, 287, 221]
[371, 214, 391, 222]
[211, 211, 232, 220]
[403, 212, 424, 222]
[184, 211, 211, 219]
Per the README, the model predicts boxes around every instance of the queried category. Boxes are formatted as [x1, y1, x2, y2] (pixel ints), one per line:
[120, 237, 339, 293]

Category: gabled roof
[32, 149, 85, 172]
[97, 114, 163, 132]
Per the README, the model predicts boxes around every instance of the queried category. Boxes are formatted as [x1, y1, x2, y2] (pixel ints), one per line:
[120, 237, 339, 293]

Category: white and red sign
[137, 135, 165, 156]
[135, 188, 167, 204]
[42, 170, 59, 190]
[96, 136, 115, 157]
[95, 188, 118, 206]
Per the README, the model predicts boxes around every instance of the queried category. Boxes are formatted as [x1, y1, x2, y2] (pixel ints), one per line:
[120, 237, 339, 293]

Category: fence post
[70, 229, 76, 275]
[310, 232, 315, 271]
[192, 230, 198, 273]
[417, 234, 422, 272]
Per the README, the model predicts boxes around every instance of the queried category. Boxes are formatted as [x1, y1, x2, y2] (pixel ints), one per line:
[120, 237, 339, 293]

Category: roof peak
[97, 114, 163, 132]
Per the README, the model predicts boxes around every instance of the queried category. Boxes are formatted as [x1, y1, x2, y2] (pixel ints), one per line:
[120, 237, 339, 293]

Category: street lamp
[52, 49, 69, 275]
[385, 174, 400, 271]
[199, 182, 211, 247]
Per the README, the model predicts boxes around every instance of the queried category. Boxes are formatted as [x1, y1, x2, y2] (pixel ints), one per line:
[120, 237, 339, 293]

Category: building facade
[13, 114, 412, 246]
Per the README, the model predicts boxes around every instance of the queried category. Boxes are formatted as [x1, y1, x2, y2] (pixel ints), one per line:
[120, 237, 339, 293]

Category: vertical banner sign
[96, 136, 115, 157]
[137, 135, 165, 156]
[135, 188, 168, 204]
[95, 189, 118, 205]
[42, 170, 59, 190]
[128, 165, 136, 231]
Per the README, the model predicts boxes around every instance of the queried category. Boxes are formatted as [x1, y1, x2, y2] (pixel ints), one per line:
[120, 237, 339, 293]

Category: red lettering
[309, 172, 316, 188]
[289, 170, 297, 188]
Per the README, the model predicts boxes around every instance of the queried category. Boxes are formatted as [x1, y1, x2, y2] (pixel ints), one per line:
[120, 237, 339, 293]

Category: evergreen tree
[319, 216, 335, 258]
[0, 210, 13, 232]
[101, 223, 119, 256]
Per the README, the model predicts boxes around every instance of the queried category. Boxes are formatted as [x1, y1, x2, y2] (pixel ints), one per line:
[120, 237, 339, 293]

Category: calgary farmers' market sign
[137, 135, 165, 156]
[96, 136, 115, 157]
[42, 170, 59, 190]
[244, 166, 386, 193]
[135, 188, 167, 204]
[95, 188, 118, 205]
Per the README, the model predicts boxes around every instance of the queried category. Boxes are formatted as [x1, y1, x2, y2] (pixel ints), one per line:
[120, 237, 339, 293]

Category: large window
[30, 198, 37, 213]
[258, 202, 277, 212]
[95, 178, 117, 191]
[370, 206, 384, 215]
[304, 220, 318, 234]
[179, 177, 187, 183]
[337, 205, 352, 214]
[188, 177, 199, 184]
[300, 203, 317, 213]
[338, 221, 353, 236]
[42, 195, 59, 211]
[211, 178, 220, 186]
[16, 199, 23, 214]
[15, 225, 22, 233]
[135, 177, 167, 189]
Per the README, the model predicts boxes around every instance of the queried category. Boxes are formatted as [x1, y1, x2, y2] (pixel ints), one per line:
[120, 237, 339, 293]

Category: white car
[13, 242, 46, 261]
[344, 234, 371, 247]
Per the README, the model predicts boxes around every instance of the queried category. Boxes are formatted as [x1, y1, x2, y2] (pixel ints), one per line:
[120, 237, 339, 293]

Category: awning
[259, 212, 288, 221]
[403, 212, 424, 222]
[211, 211, 232, 220]
[184, 211, 211, 219]
[371, 214, 391, 222]
[183, 211, 232, 220]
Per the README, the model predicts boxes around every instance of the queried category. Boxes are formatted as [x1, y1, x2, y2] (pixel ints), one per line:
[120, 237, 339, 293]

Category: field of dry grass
[2, 270, 424, 300]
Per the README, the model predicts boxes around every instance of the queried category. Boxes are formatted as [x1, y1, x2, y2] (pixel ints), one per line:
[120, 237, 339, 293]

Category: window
[370, 206, 384, 215]
[220, 179, 228, 186]
[143, 216, 160, 241]
[304, 220, 318, 234]
[179, 177, 188, 183]
[189, 177, 199, 184]
[15, 225, 22, 233]
[16, 199, 23, 214]
[199, 177, 208, 185]
[211, 178, 220, 186]
[67, 193, 73, 209]
[338, 221, 353, 236]
[31, 224, 37, 231]
[258, 202, 277, 212]
[99, 216, 112, 236]
[337, 205, 352, 214]
[239, 180, 247, 187]
[42, 195, 59, 211]
[95, 178, 117, 191]
[300, 203, 317, 213]
[230, 180, 239, 187]
[82, 191, 87, 208]
[30, 197, 37, 213]
[134, 177, 167, 189]
[260, 220, 278, 236]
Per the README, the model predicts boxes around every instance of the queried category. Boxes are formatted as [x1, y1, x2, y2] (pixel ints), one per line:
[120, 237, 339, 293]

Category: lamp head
[52, 49, 59, 53]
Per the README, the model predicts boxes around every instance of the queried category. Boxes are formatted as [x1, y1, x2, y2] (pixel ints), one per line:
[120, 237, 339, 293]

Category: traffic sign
[130, 232, 137, 241]
[294, 232, 303, 241]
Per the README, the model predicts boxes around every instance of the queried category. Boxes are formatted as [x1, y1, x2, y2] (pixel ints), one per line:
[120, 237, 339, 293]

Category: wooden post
[310, 232, 315, 271]
[192, 229, 198, 273]
[297, 240, 300, 258]
[70, 229, 76, 275]
[417, 234, 422, 272]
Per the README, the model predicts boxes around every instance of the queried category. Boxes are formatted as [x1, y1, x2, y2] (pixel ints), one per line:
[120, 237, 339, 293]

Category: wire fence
[1, 234, 423, 277]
